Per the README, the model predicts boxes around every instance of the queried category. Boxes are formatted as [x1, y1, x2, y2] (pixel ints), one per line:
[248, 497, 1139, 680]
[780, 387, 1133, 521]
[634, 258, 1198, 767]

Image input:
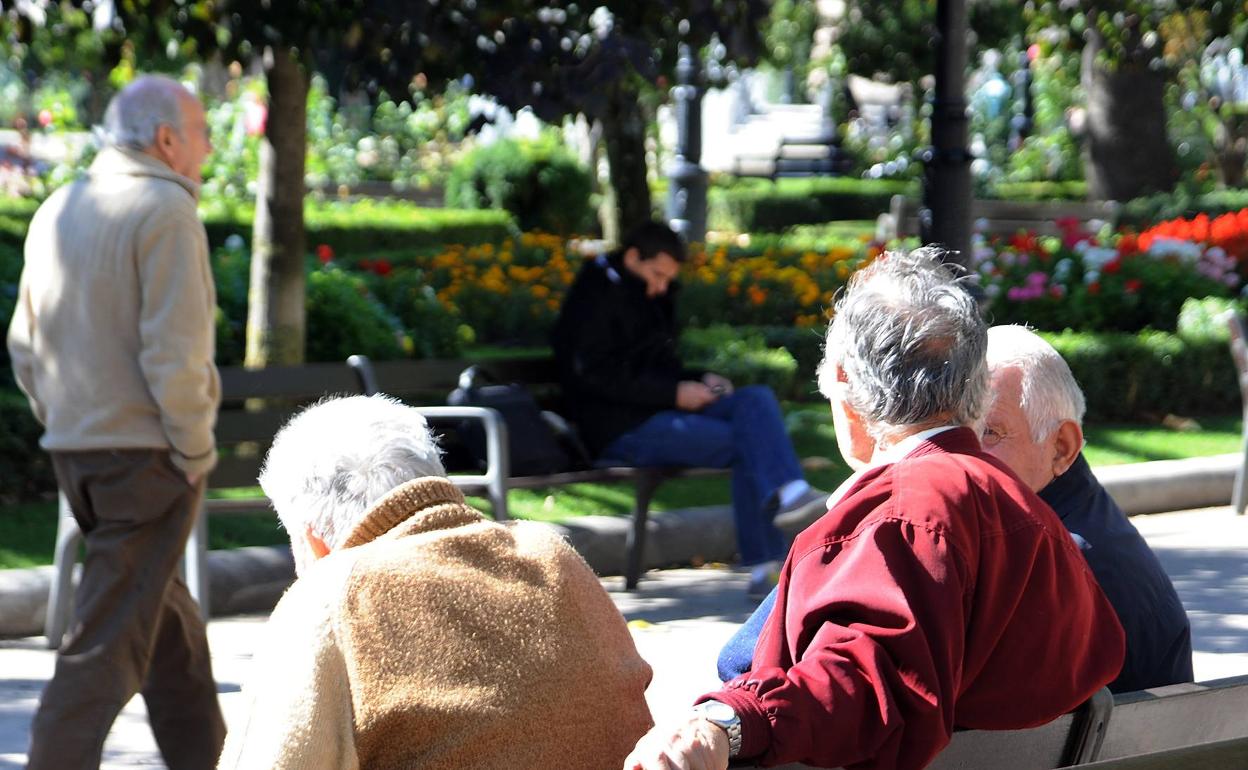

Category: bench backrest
[1094, 675, 1248, 761]
[1080, 736, 1248, 770]
[886, 195, 1120, 240]
[210, 362, 361, 489]
[751, 687, 1112, 770]
[353, 356, 562, 408]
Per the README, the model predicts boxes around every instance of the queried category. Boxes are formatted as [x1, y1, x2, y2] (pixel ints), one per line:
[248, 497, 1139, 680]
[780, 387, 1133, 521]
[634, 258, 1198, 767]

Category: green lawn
[0, 409, 1240, 569]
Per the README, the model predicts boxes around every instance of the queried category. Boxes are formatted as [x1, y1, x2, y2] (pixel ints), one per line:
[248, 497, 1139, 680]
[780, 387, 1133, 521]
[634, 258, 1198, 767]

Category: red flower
[316, 244, 334, 264]
[1103, 258, 1122, 275]
[359, 259, 374, 271]
[1087, 281, 1101, 296]
[1124, 278, 1142, 293]
[373, 259, 392, 277]
[1117, 232, 1139, 256]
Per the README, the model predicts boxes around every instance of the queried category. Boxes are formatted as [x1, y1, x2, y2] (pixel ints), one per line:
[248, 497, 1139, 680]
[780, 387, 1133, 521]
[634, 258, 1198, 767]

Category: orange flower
[747, 285, 768, 306]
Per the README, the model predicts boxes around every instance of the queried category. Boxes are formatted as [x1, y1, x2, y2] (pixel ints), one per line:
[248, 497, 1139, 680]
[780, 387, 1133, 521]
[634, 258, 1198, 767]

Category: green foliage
[762, 0, 819, 86]
[836, 0, 1024, 83]
[680, 325, 798, 398]
[363, 267, 464, 359]
[1176, 296, 1242, 342]
[200, 198, 516, 254]
[445, 135, 595, 234]
[209, 244, 250, 367]
[1120, 189, 1248, 228]
[985, 181, 1089, 202]
[712, 177, 916, 233]
[0, 387, 55, 504]
[1043, 329, 1239, 421]
[305, 265, 405, 364]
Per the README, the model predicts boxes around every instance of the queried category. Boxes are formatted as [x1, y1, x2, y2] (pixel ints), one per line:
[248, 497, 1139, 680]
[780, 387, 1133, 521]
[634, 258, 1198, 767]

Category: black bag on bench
[447, 366, 587, 476]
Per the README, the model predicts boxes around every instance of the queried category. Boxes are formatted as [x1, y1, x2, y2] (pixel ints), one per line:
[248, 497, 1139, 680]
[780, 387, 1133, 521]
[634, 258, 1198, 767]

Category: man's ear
[1050, 419, 1084, 478]
[304, 526, 331, 561]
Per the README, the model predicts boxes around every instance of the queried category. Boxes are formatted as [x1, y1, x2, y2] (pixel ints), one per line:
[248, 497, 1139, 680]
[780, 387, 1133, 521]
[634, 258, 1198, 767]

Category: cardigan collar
[342, 477, 482, 549]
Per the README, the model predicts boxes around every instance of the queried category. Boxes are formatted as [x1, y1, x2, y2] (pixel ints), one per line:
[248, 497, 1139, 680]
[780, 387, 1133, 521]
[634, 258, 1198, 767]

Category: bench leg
[488, 478, 509, 521]
[625, 472, 664, 591]
[45, 492, 81, 650]
[183, 501, 210, 620]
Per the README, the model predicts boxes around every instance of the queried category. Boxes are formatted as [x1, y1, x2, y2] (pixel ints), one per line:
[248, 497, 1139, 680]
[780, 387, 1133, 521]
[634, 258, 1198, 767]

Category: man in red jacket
[623, 249, 1125, 770]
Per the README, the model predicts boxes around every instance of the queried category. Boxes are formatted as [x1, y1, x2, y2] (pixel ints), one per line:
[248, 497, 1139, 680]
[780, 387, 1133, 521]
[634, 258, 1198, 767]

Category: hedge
[710, 177, 916, 233]
[201, 198, 517, 254]
[0, 324, 1241, 504]
[1119, 189, 1248, 229]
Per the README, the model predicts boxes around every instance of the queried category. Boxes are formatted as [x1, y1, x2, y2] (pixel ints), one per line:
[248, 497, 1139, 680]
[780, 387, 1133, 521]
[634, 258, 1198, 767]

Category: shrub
[1119, 189, 1248, 229]
[210, 244, 250, 367]
[1043, 329, 1238, 421]
[363, 267, 464, 358]
[201, 197, 517, 255]
[680, 325, 798, 399]
[986, 181, 1089, 202]
[0, 387, 55, 505]
[305, 265, 406, 363]
[711, 177, 916, 233]
[445, 135, 595, 235]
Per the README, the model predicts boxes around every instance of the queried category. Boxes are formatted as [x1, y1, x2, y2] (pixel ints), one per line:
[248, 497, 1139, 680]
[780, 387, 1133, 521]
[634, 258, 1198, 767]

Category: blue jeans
[600, 385, 802, 566]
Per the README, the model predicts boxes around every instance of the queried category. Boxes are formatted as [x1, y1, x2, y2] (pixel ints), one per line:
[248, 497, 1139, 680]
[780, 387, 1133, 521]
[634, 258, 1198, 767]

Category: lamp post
[667, 43, 708, 244]
[921, 0, 973, 266]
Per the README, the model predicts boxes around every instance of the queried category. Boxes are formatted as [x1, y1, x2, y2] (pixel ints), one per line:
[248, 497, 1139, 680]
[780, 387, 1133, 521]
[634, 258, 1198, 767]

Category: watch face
[699, 700, 737, 723]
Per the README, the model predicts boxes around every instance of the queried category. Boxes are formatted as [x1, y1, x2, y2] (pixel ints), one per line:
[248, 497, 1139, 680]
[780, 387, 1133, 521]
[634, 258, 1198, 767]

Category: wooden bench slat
[219, 363, 359, 401]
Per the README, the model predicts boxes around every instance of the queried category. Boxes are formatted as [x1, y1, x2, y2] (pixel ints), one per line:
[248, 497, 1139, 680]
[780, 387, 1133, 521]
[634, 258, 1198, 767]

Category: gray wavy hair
[259, 395, 446, 559]
[986, 325, 1087, 440]
[103, 75, 188, 150]
[818, 247, 988, 438]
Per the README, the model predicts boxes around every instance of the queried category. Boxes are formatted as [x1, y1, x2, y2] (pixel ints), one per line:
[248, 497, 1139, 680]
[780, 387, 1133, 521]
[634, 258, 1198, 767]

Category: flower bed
[972, 216, 1240, 333]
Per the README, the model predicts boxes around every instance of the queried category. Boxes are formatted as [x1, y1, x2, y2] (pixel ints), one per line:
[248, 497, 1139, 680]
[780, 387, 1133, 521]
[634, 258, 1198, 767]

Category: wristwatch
[692, 700, 743, 758]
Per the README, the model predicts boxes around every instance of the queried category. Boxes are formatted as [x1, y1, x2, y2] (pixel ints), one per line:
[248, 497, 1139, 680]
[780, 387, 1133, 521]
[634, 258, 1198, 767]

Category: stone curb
[1, 453, 1240, 639]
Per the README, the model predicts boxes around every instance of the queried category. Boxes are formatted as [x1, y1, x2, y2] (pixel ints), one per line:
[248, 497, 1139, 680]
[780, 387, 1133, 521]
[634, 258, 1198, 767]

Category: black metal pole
[922, 0, 973, 265]
[666, 43, 708, 244]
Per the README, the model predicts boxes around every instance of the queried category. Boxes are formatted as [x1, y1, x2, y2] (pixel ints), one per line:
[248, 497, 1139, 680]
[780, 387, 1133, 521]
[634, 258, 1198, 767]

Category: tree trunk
[1082, 36, 1176, 201]
[600, 82, 653, 244]
[245, 45, 309, 367]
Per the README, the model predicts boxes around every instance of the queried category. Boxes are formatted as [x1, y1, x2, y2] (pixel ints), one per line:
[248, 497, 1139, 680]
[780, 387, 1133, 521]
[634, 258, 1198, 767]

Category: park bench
[878, 195, 1120, 242]
[1225, 310, 1248, 515]
[346, 354, 733, 590]
[44, 361, 362, 648]
[739, 675, 1248, 769]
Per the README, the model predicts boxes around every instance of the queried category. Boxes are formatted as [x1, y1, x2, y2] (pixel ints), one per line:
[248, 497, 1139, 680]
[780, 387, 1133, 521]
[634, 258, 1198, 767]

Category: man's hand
[623, 714, 730, 770]
[185, 472, 202, 487]
[701, 373, 734, 397]
[677, 381, 719, 411]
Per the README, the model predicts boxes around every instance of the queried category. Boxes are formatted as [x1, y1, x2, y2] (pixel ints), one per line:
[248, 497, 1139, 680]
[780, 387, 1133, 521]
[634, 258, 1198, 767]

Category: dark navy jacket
[719, 453, 1194, 693]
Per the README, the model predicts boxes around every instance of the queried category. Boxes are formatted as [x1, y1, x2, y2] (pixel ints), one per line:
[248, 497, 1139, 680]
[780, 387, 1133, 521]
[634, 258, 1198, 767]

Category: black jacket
[1040, 453, 1194, 692]
[550, 253, 701, 457]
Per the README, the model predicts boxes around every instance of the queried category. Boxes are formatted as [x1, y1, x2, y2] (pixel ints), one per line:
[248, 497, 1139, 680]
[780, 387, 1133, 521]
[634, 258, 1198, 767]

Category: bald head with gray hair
[259, 395, 446, 570]
[985, 325, 1087, 441]
[818, 247, 989, 439]
[103, 75, 191, 150]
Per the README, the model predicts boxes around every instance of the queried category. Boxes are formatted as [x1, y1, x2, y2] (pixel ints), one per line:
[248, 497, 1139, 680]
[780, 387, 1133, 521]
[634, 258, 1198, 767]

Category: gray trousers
[27, 449, 225, 770]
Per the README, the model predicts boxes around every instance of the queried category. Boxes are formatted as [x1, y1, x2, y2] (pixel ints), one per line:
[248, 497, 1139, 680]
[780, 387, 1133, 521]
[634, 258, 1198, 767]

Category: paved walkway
[0, 506, 1244, 768]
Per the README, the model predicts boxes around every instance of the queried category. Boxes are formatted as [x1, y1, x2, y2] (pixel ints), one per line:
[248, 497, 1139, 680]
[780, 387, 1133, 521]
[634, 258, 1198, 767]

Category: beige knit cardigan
[219, 478, 654, 769]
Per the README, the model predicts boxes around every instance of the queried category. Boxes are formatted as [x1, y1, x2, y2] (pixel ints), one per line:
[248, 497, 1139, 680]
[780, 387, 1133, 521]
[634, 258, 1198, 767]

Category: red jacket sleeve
[706, 516, 969, 770]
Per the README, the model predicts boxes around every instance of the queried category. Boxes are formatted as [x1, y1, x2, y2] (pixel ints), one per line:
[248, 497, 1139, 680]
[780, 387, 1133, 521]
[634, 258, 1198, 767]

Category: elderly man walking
[7, 75, 223, 768]
[624, 249, 1125, 770]
[220, 395, 654, 769]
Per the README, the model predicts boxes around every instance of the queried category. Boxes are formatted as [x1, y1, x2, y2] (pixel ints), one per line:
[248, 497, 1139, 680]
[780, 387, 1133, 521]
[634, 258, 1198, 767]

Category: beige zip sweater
[6, 146, 219, 476]
[219, 478, 654, 770]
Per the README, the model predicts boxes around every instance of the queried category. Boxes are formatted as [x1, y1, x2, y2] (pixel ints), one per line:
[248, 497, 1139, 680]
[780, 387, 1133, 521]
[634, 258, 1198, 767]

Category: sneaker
[747, 560, 781, 599]
[773, 486, 830, 530]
